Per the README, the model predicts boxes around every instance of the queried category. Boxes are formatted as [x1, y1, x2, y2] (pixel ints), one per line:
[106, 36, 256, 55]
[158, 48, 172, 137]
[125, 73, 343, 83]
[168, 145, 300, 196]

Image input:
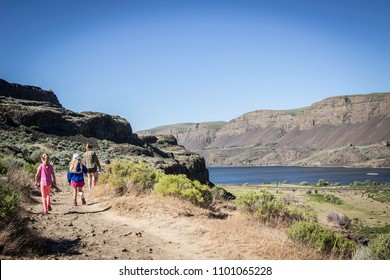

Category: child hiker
[34, 153, 57, 214]
[67, 154, 88, 206]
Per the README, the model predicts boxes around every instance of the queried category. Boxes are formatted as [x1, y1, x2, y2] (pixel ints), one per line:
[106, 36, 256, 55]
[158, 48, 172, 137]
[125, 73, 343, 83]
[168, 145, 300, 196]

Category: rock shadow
[39, 237, 82, 256]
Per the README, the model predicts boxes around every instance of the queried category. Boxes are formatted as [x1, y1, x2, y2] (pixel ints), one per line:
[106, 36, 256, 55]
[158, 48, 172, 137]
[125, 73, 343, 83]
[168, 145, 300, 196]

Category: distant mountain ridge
[138, 121, 226, 150]
[138, 93, 390, 168]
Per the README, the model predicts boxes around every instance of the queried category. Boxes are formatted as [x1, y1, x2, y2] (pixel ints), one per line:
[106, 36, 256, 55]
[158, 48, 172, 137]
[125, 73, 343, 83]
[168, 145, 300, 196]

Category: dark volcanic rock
[0, 96, 134, 143]
[0, 78, 61, 106]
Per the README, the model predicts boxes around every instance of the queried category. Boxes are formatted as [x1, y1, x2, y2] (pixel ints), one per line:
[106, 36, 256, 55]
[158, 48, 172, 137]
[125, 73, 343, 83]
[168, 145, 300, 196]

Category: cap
[72, 154, 81, 160]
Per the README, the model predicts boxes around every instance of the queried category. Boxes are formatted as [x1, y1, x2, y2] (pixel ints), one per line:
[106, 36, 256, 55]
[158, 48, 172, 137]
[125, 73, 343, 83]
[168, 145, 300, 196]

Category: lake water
[208, 166, 390, 185]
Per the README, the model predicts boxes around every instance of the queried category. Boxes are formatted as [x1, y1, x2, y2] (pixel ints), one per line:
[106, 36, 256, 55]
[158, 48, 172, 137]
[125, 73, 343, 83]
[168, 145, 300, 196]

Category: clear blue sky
[1, 0, 389, 131]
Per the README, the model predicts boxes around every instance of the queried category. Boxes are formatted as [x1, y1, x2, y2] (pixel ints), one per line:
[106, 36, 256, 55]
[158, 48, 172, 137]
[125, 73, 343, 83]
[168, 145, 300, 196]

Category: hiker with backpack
[83, 143, 101, 191]
[67, 153, 88, 206]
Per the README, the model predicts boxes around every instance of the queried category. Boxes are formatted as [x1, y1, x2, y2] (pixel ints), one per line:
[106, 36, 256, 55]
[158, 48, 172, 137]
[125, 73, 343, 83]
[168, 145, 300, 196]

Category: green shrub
[51, 151, 73, 169]
[235, 189, 316, 225]
[368, 234, 390, 260]
[0, 184, 21, 222]
[326, 212, 351, 229]
[287, 221, 357, 258]
[100, 161, 163, 195]
[316, 179, 329, 187]
[352, 245, 372, 260]
[283, 204, 317, 224]
[0, 156, 7, 174]
[235, 189, 276, 214]
[30, 149, 45, 163]
[153, 174, 212, 208]
[365, 191, 390, 203]
[308, 193, 342, 205]
[23, 162, 39, 177]
[323, 194, 342, 204]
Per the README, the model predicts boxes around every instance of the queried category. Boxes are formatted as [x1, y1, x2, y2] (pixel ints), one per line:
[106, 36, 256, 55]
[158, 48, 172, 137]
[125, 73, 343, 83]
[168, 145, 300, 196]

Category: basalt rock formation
[0, 78, 210, 184]
[139, 93, 390, 168]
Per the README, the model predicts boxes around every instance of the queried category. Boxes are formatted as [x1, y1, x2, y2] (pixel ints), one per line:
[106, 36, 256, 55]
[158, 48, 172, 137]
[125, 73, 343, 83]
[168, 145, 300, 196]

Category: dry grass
[223, 185, 390, 229]
[0, 214, 43, 258]
[90, 182, 329, 259]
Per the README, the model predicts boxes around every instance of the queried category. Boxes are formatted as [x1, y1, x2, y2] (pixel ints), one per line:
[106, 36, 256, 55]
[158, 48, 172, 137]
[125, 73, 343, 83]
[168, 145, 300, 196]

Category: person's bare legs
[92, 171, 99, 188]
[87, 173, 93, 191]
[73, 187, 77, 205]
[79, 187, 86, 205]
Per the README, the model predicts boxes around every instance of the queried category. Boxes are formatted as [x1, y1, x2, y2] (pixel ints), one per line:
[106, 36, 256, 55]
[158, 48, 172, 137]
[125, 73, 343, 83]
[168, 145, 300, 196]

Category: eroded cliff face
[141, 93, 390, 168]
[0, 96, 135, 143]
[0, 79, 211, 184]
[208, 111, 295, 149]
[0, 79, 61, 106]
[177, 122, 223, 150]
[295, 94, 390, 129]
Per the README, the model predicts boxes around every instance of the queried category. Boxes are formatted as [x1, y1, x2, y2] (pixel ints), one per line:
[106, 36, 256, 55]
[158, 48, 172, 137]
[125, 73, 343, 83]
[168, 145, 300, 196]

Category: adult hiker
[83, 143, 101, 191]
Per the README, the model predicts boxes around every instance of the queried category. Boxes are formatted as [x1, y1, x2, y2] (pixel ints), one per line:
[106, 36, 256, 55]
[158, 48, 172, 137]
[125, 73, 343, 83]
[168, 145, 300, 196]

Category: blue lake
[207, 166, 390, 185]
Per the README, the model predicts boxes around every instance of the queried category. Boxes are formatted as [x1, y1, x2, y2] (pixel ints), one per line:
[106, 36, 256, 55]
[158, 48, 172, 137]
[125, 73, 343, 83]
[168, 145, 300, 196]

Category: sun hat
[72, 153, 81, 160]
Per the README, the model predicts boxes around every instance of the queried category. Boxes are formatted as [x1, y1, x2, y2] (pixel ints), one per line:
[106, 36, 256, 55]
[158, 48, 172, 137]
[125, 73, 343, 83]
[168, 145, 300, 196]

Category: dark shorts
[87, 166, 97, 173]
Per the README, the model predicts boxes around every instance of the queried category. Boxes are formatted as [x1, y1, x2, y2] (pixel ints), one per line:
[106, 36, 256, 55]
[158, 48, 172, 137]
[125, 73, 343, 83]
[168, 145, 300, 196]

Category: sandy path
[25, 174, 323, 260]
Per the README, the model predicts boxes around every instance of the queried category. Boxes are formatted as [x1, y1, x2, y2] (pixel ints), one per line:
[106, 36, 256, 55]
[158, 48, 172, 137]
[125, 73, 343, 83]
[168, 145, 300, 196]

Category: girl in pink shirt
[34, 154, 57, 214]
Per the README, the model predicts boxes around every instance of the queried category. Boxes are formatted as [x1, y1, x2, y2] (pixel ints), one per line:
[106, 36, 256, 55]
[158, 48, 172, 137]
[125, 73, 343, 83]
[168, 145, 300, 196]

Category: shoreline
[207, 165, 390, 169]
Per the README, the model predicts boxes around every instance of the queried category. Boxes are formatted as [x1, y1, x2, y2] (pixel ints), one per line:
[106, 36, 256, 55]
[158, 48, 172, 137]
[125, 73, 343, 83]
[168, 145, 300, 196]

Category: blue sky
[1, 0, 389, 131]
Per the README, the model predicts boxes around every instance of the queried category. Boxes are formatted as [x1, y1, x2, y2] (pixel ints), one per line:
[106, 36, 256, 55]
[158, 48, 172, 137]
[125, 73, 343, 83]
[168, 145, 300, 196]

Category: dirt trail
[25, 174, 323, 260]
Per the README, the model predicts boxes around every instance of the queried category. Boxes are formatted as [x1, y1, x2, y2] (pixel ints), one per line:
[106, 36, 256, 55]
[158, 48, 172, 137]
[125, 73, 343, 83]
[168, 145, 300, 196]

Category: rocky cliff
[0, 79, 210, 184]
[140, 93, 390, 168]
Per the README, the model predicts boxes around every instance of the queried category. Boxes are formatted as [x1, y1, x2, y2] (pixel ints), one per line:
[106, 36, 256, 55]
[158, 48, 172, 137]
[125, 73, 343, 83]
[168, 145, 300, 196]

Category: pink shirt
[37, 164, 54, 186]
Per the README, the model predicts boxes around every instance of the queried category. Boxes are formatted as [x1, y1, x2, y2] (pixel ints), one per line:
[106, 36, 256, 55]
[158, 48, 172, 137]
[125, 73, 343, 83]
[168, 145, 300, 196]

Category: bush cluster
[326, 211, 351, 229]
[0, 153, 42, 256]
[308, 193, 342, 205]
[154, 174, 212, 208]
[0, 156, 7, 174]
[100, 161, 213, 208]
[365, 191, 390, 203]
[286, 221, 357, 258]
[0, 184, 20, 222]
[234, 189, 316, 226]
[368, 234, 390, 260]
[323, 194, 342, 204]
[100, 161, 163, 195]
[351, 180, 385, 188]
[316, 179, 329, 187]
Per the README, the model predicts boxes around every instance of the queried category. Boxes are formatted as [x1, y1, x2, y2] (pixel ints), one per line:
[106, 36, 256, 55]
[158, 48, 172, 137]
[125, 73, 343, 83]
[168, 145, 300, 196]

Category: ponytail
[41, 154, 49, 167]
[70, 159, 82, 173]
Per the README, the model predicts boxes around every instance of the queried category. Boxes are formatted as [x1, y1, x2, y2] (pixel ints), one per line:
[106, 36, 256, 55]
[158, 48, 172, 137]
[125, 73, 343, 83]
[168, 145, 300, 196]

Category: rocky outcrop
[138, 135, 210, 184]
[0, 96, 135, 143]
[0, 79, 211, 184]
[141, 93, 390, 168]
[0, 79, 61, 106]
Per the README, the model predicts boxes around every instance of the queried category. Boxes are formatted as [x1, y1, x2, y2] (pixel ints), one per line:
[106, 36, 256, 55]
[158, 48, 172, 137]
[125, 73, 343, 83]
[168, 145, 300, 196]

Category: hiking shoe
[81, 197, 86, 205]
[73, 200, 77, 206]
[48, 205, 52, 211]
